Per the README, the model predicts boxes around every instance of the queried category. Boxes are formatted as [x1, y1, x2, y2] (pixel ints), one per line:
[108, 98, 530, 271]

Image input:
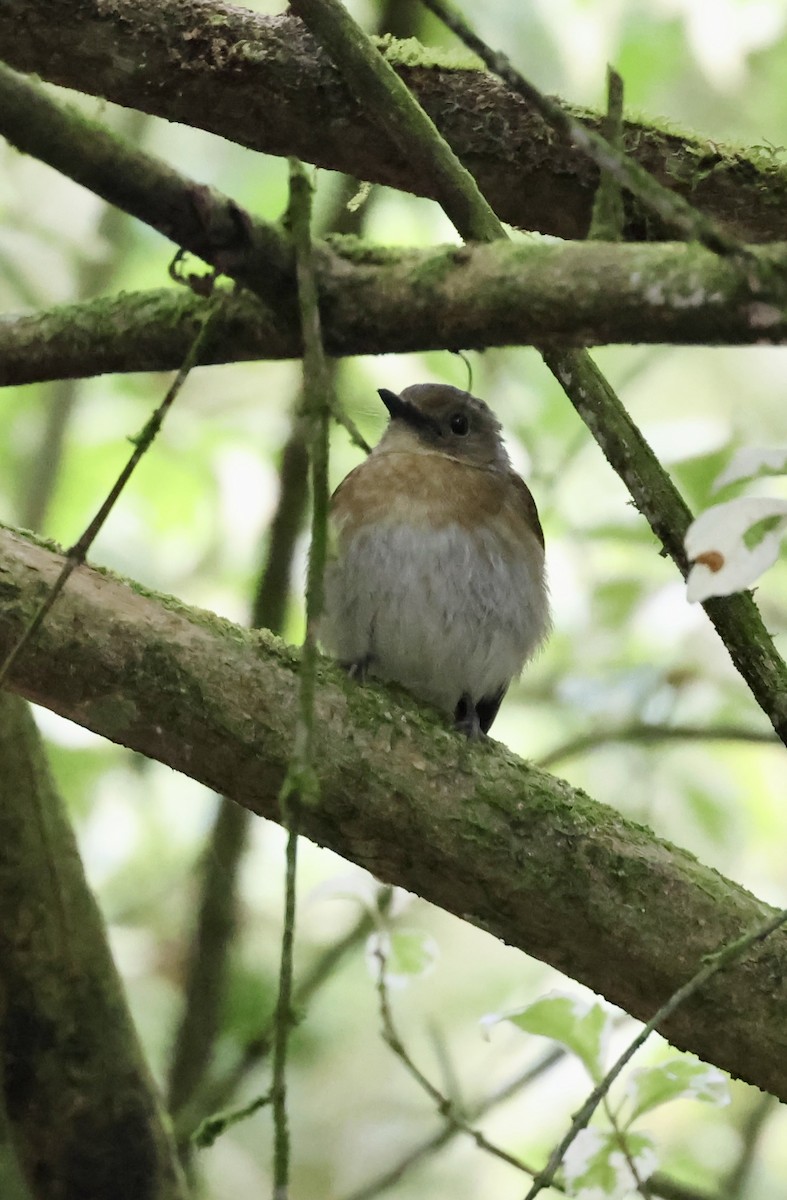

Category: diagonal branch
[1, 0, 787, 243]
[0, 525, 786, 1101]
[541, 348, 787, 745]
[0, 690, 188, 1200]
[421, 0, 740, 257]
[0, 62, 294, 309]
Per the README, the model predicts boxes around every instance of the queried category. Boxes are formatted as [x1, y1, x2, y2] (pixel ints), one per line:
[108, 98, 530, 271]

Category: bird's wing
[508, 473, 545, 549]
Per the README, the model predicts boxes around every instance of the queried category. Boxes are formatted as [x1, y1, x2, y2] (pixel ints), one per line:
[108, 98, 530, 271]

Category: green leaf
[622, 1057, 729, 1126]
[366, 928, 440, 988]
[486, 991, 614, 1082]
[564, 1128, 657, 1200]
[713, 446, 787, 492]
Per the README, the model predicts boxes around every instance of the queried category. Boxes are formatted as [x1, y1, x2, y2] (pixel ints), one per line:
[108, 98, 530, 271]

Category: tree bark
[4, 235, 787, 386]
[1, 0, 786, 243]
[0, 690, 188, 1200]
[0, 526, 784, 1102]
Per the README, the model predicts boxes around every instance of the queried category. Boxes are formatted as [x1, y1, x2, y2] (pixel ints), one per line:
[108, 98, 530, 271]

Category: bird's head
[375, 383, 510, 471]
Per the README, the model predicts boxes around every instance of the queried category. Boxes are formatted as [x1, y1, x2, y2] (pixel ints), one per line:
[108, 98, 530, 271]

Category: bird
[320, 383, 549, 737]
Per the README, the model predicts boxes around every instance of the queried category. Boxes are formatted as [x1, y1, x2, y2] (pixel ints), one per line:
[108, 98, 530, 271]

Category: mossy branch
[422, 0, 741, 257]
[0, 691, 188, 1199]
[0, 62, 293, 307]
[5, 236, 787, 388]
[0, 526, 786, 1101]
[2, 0, 787, 244]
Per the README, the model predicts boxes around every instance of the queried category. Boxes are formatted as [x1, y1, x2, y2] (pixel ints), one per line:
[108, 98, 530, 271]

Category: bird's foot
[454, 693, 484, 740]
[343, 655, 373, 683]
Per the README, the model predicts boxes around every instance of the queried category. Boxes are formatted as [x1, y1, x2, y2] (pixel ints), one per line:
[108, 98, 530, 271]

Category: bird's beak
[377, 388, 437, 435]
[378, 388, 409, 421]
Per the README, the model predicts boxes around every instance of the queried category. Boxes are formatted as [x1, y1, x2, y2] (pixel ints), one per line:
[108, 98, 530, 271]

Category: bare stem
[375, 948, 536, 1178]
[588, 66, 625, 242]
[269, 157, 334, 1199]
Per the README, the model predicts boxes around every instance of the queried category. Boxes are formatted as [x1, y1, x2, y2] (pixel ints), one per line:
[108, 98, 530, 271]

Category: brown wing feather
[508, 472, 544, 549]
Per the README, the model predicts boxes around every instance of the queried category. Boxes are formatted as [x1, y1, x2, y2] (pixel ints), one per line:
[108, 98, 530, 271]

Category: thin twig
[523, 907, 787, 1200]
[271, 813, 300, 1199]
[332, 406, 372, 455]
[339, 1047, 565, 1200]
[374, 947, 536, 1178]
[193, 1091, 273, 1150]
[269, 157, 334, 1200]
[588, 66, 625, 243]
[420, 0, 744, 258]
[601, 1096, 653, 1200]
[537, 723, 778, 770]
[0, 284, 226, 692]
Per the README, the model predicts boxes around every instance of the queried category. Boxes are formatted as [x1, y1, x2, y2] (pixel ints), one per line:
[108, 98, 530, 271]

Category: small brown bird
[321, 383, 549, 736]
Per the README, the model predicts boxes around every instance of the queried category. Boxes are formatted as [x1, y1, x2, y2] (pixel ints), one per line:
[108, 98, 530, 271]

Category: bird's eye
[449, 412, 470, 436]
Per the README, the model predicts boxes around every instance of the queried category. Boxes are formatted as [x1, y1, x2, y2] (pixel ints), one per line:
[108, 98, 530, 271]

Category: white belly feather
[321, 520, 548, 714]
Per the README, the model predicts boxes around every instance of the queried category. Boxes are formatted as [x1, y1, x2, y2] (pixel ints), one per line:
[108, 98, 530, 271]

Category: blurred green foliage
[2, 0, 787, 1197]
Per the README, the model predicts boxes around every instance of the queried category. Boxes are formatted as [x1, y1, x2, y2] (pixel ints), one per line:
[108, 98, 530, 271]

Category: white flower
[685, 497, 787, 602]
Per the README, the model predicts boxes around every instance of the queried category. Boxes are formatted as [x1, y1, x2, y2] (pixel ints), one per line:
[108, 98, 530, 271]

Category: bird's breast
[330, 452, 538, 548]
[322, 452, 549, 714]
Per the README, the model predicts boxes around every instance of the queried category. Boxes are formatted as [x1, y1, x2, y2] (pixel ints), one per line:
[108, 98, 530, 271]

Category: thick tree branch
[4, 57, 787, 391]
[6, 234, 787, 386]
[1, 526, 786, 1101]
[1, 0, 786, 244]
[0, 691, 188, 1200]
[0, 289, 280, 385]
